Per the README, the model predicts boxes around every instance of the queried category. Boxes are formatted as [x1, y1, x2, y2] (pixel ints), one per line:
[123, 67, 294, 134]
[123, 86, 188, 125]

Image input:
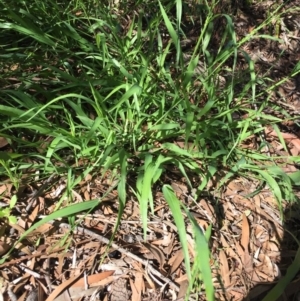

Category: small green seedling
[0, 195, 17, 224]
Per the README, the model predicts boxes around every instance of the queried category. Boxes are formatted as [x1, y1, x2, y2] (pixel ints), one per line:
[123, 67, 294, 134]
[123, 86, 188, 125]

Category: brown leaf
[225, 180, 243, 196]
[168, 249, 184, 275]
[260, 254, 274, 279]
[266, 129, 300, 152]
[54, 287, 99, 301]
[45, 270, 84, 301]
[72, 271, 114, 287]
[0, 183, 12, 195]
[56, 254, 65, 277]
[198, 199, 216, 222]
[28, 223, 55, 243]
[171, 182, 188, 194]
[177, 280, 189, 299]
[83, 275, 119, 288]
[244, 251, 253, 274]
[241, 214, 250, 252]
[144, 270, 155, 290]
[142, 242, 166, 270]
[129, 272, 143, 301]
[0, 241, 10, 256]
[175, 274, 188, 284]
[163, 233, 174, 255]
[235, 240, 244, 261]
[84, 189, 90, 200]
[219, 250, 230, 287]
[254, 269, 269, 281]
[18, 291, 28, 301]
[0, 137, 9, 148]
[239, 214, 253, 273]
[27, 203, 40, 227]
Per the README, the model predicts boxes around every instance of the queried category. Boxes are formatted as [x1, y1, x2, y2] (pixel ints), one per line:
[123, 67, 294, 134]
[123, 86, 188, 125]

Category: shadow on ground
[244, 192, 300, 301]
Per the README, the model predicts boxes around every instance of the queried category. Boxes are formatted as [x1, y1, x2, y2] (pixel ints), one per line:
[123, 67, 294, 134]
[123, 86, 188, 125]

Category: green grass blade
[158, 1, 181, 62]
[1, 10, 56, 47]
[163, 185, 191, 279]
[108, 149, 128, 243]
[184, 207, 214, 301]
[0, 199, 100, 264]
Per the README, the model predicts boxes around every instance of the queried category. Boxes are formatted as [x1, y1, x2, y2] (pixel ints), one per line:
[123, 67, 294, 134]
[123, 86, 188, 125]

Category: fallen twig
[58, 223, 180, 292]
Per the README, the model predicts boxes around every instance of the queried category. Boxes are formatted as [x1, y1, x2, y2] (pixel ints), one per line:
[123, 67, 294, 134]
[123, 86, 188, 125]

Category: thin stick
[59, 223, 180, 292]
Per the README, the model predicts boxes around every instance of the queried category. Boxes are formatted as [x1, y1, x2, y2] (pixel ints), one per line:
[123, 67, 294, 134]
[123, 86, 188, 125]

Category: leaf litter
[0, 166, 297, 301]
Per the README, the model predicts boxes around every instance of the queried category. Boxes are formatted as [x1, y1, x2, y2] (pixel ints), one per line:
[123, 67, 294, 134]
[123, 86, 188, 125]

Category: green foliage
[0, 195, 17, 224]
[0, 199, 100, 264]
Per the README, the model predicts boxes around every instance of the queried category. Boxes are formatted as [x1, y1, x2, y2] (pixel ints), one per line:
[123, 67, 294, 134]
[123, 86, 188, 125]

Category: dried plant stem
[59, 223, 180, 292]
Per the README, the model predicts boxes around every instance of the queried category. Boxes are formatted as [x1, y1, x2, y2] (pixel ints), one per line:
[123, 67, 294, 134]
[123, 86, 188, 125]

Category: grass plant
[0, 0, 299, 299]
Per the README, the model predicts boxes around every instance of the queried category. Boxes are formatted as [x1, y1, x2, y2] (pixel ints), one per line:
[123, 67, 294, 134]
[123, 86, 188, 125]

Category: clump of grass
[0, 0, 298, 299]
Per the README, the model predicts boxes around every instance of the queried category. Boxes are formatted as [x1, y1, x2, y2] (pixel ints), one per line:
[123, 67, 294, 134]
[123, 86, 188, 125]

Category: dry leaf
[46, 270, 84, 301]
[175, 274, 188, 284]
[144, 270, 155, 290]
[198, 199, 216, 222]
[72, 271, 114, 287]
[29, 223, 55, 241]
[168, 249, 184, 275]
[240, 214, 253, 273]
[0, 183, 12, 195]
[225, 180, 243, 195]
[163, 233, 174, 255]
[54, 287, 99, 301]
[241, 214, 250, 251]
[129, 272, 143, 301]
[84, 189, 90, 200]
[142, 242, 166, 270]
[0, 241, 10, 256]
[0, 137, 9, 148]
[235, 240, 244, 262]
[87, 275, 120, 288]
[261, 254, 274, 278]
[27, 203, 40, 227]
[266, 129, 300, 152]
[18, 291, 28, 301]
[244, 251, 253, 274]
[177, 279, 189, 299]
[219, 250, 230, 287]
